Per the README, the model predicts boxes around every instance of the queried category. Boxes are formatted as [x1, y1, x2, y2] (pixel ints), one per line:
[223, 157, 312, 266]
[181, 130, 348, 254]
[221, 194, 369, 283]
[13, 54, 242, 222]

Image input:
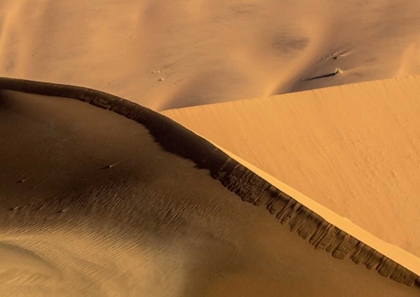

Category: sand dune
[1, 0, 420, 110]
[163, 74, 420, 275]
[1, 78, 419, 296]
[2, 0, 420, 295]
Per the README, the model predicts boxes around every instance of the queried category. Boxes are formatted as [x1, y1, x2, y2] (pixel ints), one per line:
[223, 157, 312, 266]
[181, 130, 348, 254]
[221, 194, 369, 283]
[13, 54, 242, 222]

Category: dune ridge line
[0, 77, 418, 287]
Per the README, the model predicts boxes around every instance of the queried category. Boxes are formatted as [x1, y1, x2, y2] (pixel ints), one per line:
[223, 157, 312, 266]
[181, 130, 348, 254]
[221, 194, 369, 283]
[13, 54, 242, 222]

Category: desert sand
[163, 74, 420, 277]
[0, 78, 419, 296]
[1, 0, 420, 295]
[1, 0, 420, 110]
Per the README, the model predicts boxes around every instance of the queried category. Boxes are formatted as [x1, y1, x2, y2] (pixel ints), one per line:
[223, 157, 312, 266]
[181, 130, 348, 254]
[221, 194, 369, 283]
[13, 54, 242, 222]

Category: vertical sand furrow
[213, 161, 419, 286]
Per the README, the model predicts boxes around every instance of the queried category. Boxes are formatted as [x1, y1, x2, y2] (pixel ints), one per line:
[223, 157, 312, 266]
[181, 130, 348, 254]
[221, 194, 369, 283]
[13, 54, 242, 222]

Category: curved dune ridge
[1, 0, 420, 110]
[0, 78, 419, 296]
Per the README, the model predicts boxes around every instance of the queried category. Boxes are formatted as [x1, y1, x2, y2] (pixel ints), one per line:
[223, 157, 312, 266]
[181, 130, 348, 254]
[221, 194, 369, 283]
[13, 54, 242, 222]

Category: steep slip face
[162, 74, 420, 272]
[0, 77, 419, 296]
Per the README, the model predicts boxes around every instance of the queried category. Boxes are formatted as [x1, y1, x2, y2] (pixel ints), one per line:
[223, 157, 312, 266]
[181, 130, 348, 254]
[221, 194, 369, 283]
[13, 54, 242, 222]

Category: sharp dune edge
[2, 1, 420, 295]
[163, 74, 420, 273]
[1, 78, 419, 293]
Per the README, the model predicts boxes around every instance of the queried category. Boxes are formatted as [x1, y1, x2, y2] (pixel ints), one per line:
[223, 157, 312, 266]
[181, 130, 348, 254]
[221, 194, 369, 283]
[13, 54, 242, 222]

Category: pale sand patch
[162, 75, 420, 276]
[398, 39, 420, 76]
[1, 0, 420, 110]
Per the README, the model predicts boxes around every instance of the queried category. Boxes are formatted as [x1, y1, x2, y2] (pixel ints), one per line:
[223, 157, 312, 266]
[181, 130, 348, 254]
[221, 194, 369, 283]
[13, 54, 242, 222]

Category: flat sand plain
[1, 79, 419, 296]
[0, 0, 420, 110]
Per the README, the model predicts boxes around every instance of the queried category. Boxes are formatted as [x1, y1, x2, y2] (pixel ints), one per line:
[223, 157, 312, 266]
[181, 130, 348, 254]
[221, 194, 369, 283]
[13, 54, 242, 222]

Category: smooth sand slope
[1, 0, 420, 110]
[1, 78, 419, 296]
[163, 75, 420, 272]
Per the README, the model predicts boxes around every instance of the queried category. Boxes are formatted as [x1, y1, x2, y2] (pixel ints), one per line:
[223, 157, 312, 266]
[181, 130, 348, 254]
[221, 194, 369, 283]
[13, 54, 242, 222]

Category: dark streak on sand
[301, 68, 343, 81]
[0, 77, 418, 287]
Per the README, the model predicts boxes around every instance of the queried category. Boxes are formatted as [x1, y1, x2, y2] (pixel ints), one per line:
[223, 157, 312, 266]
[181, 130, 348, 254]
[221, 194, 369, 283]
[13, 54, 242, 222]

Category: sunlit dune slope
[162, 75, 420, 264]
[1, 78, 419, 296]
[1, 0, 420, 110]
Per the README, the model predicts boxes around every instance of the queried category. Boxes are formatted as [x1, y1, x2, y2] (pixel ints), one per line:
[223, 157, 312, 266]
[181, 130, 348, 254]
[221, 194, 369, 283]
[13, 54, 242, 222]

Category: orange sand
[163, 75, 420, 276]
[1, 0, 420, 294]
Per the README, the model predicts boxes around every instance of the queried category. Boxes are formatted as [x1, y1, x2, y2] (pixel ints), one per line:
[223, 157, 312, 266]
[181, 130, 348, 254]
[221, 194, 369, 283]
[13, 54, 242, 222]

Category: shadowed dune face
[1, 0, 420, 110]
[1, 86, 420, 296]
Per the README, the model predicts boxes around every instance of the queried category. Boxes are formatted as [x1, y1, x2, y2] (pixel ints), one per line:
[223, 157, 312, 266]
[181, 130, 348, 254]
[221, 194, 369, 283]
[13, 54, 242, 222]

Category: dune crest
[163, 75, 420, 280]
[1, 78, 419, 295]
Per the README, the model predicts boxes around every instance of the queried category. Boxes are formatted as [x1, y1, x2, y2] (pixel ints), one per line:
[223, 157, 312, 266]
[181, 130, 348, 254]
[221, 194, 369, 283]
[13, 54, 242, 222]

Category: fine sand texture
[0, 78, 419, 296]
[1, 1, 420, 110]
[162, 75, 420, 273]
